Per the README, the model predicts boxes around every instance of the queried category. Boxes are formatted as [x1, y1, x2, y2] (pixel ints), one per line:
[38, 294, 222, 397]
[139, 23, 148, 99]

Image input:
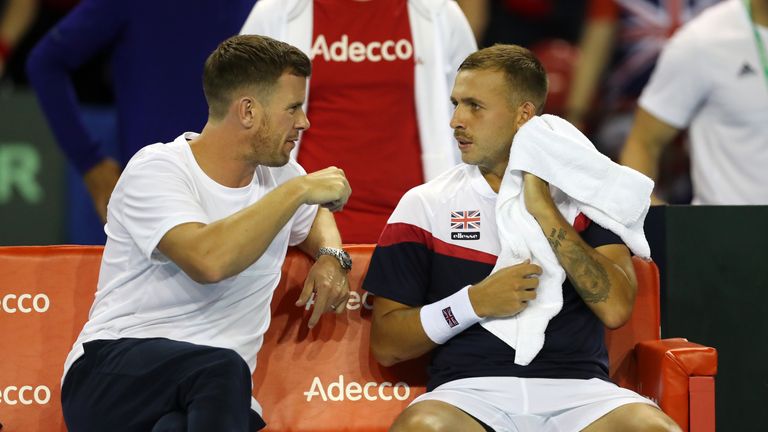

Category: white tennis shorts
[410, 376, 658, 432]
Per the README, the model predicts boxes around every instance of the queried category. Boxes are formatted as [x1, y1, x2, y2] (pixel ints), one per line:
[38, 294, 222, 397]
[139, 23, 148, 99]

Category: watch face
[341, 252, 352, 270]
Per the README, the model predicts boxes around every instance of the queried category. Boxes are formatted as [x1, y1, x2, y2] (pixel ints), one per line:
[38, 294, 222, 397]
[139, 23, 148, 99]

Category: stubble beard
[251, 115, 290, 168]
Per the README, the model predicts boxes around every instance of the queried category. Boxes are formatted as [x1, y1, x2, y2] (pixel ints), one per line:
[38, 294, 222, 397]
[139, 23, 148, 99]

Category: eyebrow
[451, 97, 483, 105]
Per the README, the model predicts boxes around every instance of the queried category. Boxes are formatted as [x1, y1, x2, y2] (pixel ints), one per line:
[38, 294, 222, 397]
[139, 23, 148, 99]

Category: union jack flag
[450, 210, 481, 230]
[442, 307, 459, 327]
[606, 0, 719, 105]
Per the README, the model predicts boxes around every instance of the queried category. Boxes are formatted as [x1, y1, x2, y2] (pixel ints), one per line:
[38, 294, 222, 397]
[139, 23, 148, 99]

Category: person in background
[240, 0, 476, 243]
[566, 0, 719, 136]
[620, 0, 768, 204]
[0, 0, 37, 78]
[1, 0, 87, 83]
[26, 0, 255, 243]
[565, 0, 717, 204]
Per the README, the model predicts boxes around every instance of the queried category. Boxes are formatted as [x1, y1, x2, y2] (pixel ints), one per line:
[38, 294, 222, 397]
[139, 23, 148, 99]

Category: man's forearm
[371, 302, 437, 367]
[297, 208, 342, 258]
[566, 20, 616, 126]
[531, 208, 635, 328]
[158, 180, 307, 283]
[619, 108, 681, 182]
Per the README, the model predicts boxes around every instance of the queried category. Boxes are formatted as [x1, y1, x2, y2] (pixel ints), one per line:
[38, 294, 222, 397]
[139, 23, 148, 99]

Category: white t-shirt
[63, 133, 318, 388]
[638, 0, 768, 204]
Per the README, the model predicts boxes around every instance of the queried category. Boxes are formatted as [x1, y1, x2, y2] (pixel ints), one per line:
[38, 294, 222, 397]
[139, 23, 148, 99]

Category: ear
[237, 96, 263, 129]
[516, 101, 537, 128]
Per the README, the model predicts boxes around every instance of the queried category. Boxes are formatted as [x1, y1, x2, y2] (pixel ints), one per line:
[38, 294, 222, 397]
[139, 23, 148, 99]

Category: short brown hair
[203, 35, 311, 120]
[459, 44, 548, 114]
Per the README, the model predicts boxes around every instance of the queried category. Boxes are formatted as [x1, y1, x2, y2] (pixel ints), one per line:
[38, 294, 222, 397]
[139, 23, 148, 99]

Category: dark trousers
[62, 338, 266, 432]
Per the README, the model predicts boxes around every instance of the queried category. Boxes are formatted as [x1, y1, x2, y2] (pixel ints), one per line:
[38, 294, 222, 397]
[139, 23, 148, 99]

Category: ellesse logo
[311, 34, 413, 63]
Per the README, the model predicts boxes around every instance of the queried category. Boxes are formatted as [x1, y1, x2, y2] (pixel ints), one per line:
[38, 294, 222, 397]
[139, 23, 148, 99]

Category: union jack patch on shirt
[450, 210, 480, 230]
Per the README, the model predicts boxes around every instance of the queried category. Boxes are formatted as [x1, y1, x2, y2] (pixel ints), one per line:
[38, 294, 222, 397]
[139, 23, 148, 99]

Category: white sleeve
[443, 1, 479, 78]
[117, 156, 208, 260]
[638, 23, 712, 128]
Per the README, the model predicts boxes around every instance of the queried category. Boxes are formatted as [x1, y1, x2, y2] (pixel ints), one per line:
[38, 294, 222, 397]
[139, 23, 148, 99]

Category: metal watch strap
[316, 247, 352, 271]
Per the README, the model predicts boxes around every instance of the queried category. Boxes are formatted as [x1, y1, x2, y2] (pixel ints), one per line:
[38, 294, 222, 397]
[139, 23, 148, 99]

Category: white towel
[480, 114, 653, 366]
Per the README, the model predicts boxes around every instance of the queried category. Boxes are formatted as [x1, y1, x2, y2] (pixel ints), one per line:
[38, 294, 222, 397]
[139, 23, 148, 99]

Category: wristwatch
[316, 247, 353, 271]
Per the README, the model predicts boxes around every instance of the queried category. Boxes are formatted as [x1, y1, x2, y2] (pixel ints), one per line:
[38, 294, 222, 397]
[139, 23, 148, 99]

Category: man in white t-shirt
[61, 35, 353, 432]
[620, 0, 768, 205]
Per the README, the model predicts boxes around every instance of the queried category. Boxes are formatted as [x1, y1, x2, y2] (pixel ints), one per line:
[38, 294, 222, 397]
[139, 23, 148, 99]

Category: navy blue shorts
[62, 338, 265, 432]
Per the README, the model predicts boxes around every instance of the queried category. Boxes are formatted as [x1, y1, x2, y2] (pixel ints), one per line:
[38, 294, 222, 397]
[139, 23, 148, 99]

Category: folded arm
[371, 261, 540, 366]
[157, 179, 308, 284]
[523, 173, 638, 329]
[158, 167, 351, 285]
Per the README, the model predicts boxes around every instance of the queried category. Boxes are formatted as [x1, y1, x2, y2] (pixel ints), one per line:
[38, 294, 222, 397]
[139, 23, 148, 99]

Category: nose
[296, 109, 310, 131]
[450, 106, 464, 130]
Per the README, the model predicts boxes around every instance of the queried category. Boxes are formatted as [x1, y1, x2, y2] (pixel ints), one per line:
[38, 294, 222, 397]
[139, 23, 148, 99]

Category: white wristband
[419, 285, 481, 344]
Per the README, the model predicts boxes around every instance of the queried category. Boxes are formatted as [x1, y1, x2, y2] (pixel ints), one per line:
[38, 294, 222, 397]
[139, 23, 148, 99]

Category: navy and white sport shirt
[364, 164, 624, 391]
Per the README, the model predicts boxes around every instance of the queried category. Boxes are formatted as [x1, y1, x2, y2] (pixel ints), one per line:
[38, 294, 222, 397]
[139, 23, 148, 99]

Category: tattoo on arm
[546, 228, 610, 303]
[547, 228, 566, 250]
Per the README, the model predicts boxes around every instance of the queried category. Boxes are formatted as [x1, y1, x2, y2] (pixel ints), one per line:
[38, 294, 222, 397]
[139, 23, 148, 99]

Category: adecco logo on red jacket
[1, 293, 50, 313]
[303, 375, 410, 402]
[0, 385, 52, 405]
[311, 34, 413, 63]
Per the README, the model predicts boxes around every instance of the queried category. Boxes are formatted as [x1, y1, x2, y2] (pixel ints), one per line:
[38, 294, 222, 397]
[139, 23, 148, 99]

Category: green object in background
[0, 90, 65, 245]
[0, 143, 45, 204]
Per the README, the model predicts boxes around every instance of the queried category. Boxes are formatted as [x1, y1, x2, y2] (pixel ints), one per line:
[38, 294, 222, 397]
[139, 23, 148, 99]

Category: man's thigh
[404, 377, 661, 432]
[391, 400, 490, 432]
[582, 403, 682, 432]
[62, 338, 251, 431]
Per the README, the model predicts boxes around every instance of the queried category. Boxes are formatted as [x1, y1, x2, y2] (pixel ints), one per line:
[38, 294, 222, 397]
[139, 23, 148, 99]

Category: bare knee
[584, 403, 682, 432]
[390, 401, 485, 432]
[390, 402, 452, 432]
